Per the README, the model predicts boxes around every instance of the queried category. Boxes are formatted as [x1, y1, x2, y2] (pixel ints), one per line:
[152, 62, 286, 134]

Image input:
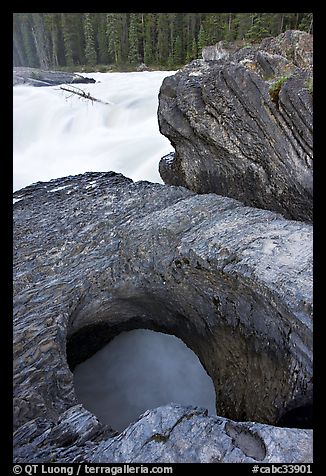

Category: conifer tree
[61, 13, 74, 66]
[107, 13, 120, 64]
[173, 35, 182, 65]
[191, 37, 198, 59]
[13, 12, 313, 69]
[128, 13, 140, 64]
[96, 14, 109, 64]
[20, 13, 39, 67]
[157, 13, 169, 64]
[84, 13, 97, 65]
[143, 13, 155, 64]
[198, 23, 208, 50]
[245, 15, 270, 42]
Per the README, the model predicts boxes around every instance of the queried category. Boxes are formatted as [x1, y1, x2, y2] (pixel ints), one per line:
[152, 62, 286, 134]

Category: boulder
[13, 67, 96, 87]
[137, 63, 150, 72]
[13, 172, 312, 462]
[158, 31, 313, 222]
[14, 404, 312, 463]
[260, 30, 313, 70]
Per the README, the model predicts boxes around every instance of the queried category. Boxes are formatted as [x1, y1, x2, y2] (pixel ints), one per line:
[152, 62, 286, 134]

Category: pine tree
[235, 13, 253, 41]
[96, 14, 109, 64]
[299, 13, 313, 33]
[120, 14, 129, 63]
[198, 23, 208, 50]
[128, 13, 140, 64]
[107, 13, 120, 64]
[173, 35, 182, 65]
[44, 13, 61, 68]
[84, 13, 97, 65]
[13, 13, 28, 66]
[191, 37, 198, 59]
[157, 14, 169, 64]
[31, 13, 51, 69]
[13, 12, 312, 70]
[20, 13, 39, 67]
[61, 13, 74, 66]
[143, 13, 155, 64]
[245, 15, 270, 42]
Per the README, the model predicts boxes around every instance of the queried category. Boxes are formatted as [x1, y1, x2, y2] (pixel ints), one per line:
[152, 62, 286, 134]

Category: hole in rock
[72, 328, 217, 432]
[277, 404, 313, 429]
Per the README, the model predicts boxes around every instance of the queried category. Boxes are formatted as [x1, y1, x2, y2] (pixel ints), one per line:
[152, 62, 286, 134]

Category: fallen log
[59, 85, 112, 105]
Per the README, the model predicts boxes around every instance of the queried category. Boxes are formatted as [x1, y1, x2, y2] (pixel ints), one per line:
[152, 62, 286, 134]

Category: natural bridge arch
[13, 172, 312, 461]
[66, 262, 311, 426]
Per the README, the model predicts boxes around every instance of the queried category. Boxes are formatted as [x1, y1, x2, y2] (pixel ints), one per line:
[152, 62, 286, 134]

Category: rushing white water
[13, 71, 175, 192]
[74, 329, 217, 432]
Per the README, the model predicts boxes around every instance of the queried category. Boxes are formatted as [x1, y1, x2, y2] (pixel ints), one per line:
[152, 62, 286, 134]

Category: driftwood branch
[59, 85, 112, 105]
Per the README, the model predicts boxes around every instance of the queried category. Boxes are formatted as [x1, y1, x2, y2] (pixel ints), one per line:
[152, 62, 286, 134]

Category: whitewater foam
[13, 71, 175, 192]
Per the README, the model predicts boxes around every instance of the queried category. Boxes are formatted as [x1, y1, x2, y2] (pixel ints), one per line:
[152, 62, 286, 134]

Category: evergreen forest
[13, 13, 313, 70]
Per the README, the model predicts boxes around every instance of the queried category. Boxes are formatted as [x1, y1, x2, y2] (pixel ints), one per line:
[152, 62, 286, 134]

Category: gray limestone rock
[13, 172, 312, 462]
[13, 404, 313, 463]
[158, 31, 313, 222]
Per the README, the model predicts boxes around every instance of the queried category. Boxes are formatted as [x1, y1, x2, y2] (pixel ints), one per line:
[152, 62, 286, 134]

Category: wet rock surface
[158, 31, 313, 222]
[13, 67, 96, 87]
[13, 172, 312, 462]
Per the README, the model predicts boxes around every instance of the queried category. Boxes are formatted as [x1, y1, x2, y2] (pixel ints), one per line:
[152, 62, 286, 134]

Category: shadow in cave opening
[66, 318, 313, 433]
[67, 324, 217, 433]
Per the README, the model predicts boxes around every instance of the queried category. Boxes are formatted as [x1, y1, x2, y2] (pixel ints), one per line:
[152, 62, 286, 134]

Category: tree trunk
[280, 14, 284, 33]
[59, 86, 112, 105]
[13, 37, 25, 66]
[309, 17, 313, 34]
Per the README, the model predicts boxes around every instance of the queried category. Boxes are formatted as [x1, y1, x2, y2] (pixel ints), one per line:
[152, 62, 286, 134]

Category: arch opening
[65, 286, 312, 430]
[71, 328, 217, 432]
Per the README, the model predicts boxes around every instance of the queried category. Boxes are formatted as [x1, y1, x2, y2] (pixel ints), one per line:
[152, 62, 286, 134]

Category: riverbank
[55, 63, 185, 73]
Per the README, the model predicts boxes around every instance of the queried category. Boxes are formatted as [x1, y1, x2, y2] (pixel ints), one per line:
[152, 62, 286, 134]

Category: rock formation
[13, 172, 312, 462]
[158, 31, 313, 222]
[13, 67, 96, 87]
[14, 404, 312, 463]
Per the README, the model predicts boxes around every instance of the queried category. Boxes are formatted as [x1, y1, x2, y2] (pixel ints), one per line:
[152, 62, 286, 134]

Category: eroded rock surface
[14, 404, 313, 463]
[13, 172, 313, 462]
[158, 31, 313, 222]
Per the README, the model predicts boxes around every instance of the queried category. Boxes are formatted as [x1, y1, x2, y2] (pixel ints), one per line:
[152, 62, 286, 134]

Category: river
[13, 71, 175, 192]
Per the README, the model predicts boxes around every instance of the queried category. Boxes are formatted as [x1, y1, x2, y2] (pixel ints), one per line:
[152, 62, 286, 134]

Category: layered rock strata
[158, 31, 313, 222]
[13, 172, 312, 462]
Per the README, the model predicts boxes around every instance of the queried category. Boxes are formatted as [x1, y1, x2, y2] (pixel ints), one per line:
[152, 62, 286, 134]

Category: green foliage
[198, 23, 208, 51]
[157, 14, 169, 64]
[269, 75, 291, 103]
[30, 70, 40, 79]
[128, 14, 140, 64]
[13, 13, 313, 71]
[245, 16, 270, 42]
[61, 13, 74, 66]
[173, 36, 183, 64]
[84, 13, 97, 65]
[305, 78, 313, 95]
[299, 13, 313, 33]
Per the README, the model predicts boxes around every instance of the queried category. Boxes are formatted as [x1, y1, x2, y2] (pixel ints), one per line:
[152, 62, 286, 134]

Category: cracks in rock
[206, 67, 311, 189]
[144, 409, 206, 447]
[277, 102, 312, 161]
[263, 98, 312, 168]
